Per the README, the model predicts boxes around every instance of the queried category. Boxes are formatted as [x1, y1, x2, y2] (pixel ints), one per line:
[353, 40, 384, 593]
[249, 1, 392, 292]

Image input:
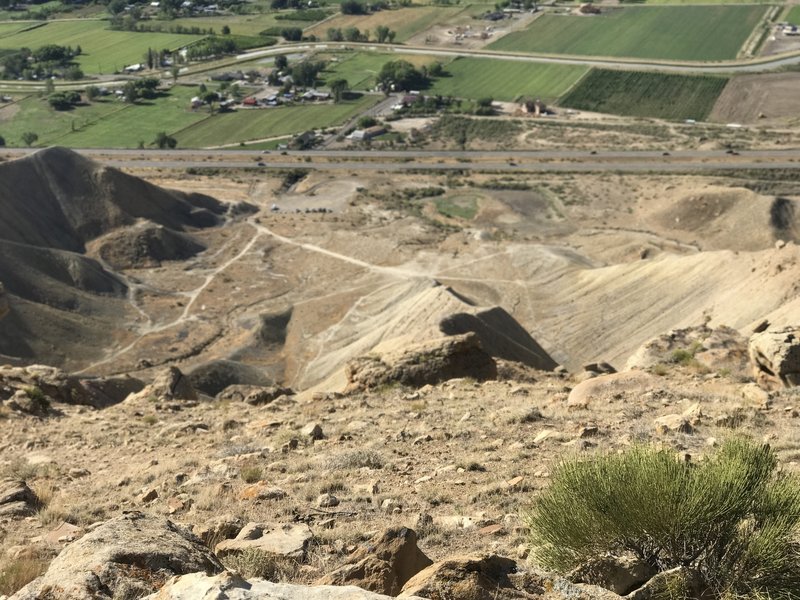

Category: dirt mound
[0, 147, 225, 253]
[0, 240, 126, 309]
[93, 223, 205, 270]
[0, 148, 232, 370]
[187, 359, 274, 396]
[648, 188, 798, 251]
[295, 280, 556, 390]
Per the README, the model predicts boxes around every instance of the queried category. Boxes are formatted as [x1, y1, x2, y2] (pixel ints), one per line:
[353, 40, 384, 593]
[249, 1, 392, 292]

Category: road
[235, 41, 800, 75]
[4, 147, 800, 173]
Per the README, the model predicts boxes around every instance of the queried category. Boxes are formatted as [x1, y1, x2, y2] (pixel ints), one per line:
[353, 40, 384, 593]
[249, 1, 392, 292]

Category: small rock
[317, 493, 339, 508]
[382, 498, 402, 513]
[302, 423, 324, 441]
[69, 468, 91, 479]
[478, 523, 503, 536]
[505, 476, 524, 489]
[138, 488, 159, 503]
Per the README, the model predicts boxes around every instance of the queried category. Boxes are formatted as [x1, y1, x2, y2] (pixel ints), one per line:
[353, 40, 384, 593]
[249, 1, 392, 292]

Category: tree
[0, 134, 6, 147]
[326, 27, 343, 41]
[221, 25, 231, 35]
[329, 78, 348, 102]
[376, 60, 427, 93]
[64, 65, 83, 80]
[274, 54, 288, 70]
[343, 26, 362, 42]
[280, 27, 303, 41]
[21, 131, 38, 146]
[171, 65, 180, 83]
[375, 25, 391, 43]
[107, 0, 126, 15]
[291, 60, 325, 87]
[340, 0, 365, 14]
[525, 439, 800, 600]
[202, 90, 219, 113]
[153, 131, 177, 149]
[85, 85, 100, 101]
[122, 81, 139, 103]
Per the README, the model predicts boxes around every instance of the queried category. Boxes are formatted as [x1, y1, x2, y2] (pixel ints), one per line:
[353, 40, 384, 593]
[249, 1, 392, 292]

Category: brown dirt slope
[0, 147, 225, 253]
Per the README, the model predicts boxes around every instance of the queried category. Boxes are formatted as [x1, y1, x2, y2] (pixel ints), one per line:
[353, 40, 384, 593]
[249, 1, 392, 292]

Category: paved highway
[4, 147, 800, 173]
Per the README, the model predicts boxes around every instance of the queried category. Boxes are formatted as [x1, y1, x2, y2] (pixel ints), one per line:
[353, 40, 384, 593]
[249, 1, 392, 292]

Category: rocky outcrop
[627, 324, 749, 376]
[0, 479, 40, 518]
[317, 527, 432, 595]
[399, 555, 520, 599]
[567, 371, 661, 409]
[10, 512, 222, 600]
[345, 333, 497, 393]
[129, 367, 197, 403]
[749, 327, 800, 389]
[144, 571, 427, 599]
[214, 522, 313, 562]
[0, 364, 144, 411]
[216, 384, 294, 405]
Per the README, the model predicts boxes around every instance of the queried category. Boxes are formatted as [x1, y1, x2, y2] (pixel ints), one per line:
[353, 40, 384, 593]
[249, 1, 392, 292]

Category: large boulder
[345, 333, 497, 393]
[566, 371, 660, 409]
[0, 479, 40, 518]
[749, 327, 800, 389]
[215, 522, 313, 562]
[399, 555, 520, 599]
[10, 512, 223, 600]
[144, 571, 428, 599]
[130, 367, 197, 403]
[568, 555, 657, 595]
[317, 527, 432, 595]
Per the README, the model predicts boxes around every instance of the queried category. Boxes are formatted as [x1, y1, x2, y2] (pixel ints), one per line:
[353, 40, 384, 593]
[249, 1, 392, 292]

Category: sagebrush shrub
[524, 439, 800, 600]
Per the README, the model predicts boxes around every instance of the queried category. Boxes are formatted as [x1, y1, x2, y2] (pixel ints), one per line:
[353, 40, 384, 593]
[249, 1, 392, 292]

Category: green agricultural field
[787, 6, 800, 24]
[559, 69, 728, 120]
[489, 5, 768, 61]
[0, 20, 205, 74]
[307, 5, 463, 42]
[321, 52, 435, 90]
[0, 85, 207, 147]
[428, 58, 587, 102]
[174, 93, 378, 147]
[166, 13, 312, 37]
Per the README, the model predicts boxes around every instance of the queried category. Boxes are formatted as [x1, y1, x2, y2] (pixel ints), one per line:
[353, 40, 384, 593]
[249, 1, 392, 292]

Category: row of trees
[326, 25, 395, 43]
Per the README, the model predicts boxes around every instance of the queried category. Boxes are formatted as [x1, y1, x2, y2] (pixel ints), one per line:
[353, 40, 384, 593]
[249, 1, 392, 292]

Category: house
[190, 96, 203, 108]
[578, 3, 600, 13]
[301, 90, 331, 101]
[123, 63, 143, 73]
[242, 97, 258, 106]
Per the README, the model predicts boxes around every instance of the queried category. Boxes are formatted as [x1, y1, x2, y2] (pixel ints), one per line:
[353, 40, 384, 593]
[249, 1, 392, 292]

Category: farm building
[350, 126, 386, 141]
[242, 97, 259, 106]
[522, 98, 548, 116]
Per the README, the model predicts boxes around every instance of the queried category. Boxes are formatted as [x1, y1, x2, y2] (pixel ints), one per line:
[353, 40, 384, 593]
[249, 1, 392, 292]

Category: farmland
[559, 69, 729, 121]
[489, 5, 768, 61]
[0, 86, 207, 148]
[321, 52, 436, 91]
[174, 93, 378, 147]
[0, 20, 205, 74]
[306, 5, 463, 42]
[788, 6, 800, 24]
[428, 58, 587, 102]
[167, 13, 316, 37]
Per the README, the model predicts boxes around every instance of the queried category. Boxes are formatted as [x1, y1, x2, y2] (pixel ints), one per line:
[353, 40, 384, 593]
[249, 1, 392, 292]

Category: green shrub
[524, 439, 800, 599]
